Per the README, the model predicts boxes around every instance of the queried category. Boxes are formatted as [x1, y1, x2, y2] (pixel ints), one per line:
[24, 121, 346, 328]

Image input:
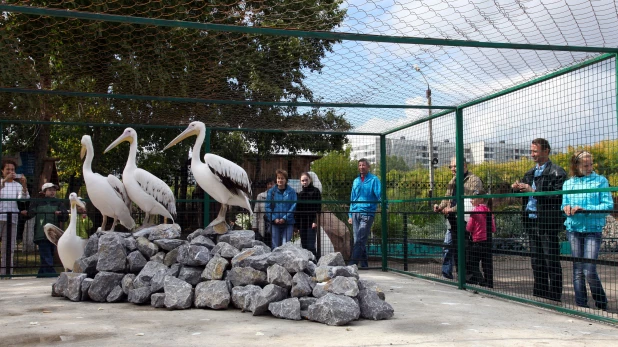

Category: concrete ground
[1, 271, 617, 347]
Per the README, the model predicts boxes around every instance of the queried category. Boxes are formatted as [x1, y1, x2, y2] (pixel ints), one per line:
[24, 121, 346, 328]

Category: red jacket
[466, 204, 496, 242]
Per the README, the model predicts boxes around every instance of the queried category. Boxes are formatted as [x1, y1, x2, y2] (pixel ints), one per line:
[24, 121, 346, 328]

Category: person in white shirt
[1, 159, 30, 276]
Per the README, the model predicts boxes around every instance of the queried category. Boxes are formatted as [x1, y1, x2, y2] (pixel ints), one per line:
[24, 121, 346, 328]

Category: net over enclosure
[1, 0, 618, 324]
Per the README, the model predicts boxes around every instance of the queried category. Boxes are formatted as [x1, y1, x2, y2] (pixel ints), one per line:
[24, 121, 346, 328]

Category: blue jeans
[568, 232, 607, 308]
[442, 230, 455, 278]
[35, 239, 57, 277]
[349, 213, 374, 268]
[271, 224, 294, 249]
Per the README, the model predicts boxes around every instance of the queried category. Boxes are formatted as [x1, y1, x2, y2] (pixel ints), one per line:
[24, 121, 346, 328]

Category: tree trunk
[32, 74, 52, 193]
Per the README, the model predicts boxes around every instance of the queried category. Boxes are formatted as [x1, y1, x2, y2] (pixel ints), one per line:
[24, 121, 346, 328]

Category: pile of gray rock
[51, 224, 394, 326]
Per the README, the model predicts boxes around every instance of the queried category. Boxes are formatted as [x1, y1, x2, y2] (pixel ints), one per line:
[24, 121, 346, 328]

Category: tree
[1, 0, 349, 191]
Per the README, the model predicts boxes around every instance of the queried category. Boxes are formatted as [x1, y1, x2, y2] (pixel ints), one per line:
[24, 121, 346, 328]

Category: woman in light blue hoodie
[265, 169, 297, 249]
[561, 151, 613, 310]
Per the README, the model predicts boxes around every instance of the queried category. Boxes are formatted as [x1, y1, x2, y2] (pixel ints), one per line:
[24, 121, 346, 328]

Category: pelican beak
[80, 145, 87, 160]
[164, 127, 198, 151]
[104, 133, 131, 154]
[70, 196, 86, 210]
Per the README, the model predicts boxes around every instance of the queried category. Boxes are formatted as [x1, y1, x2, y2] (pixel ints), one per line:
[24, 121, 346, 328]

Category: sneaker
[442, 272, 453, 280]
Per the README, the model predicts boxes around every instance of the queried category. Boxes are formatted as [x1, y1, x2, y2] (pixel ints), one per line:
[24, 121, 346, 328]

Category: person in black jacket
[512, 138, 567, 302]
[296, 172, 322, 258]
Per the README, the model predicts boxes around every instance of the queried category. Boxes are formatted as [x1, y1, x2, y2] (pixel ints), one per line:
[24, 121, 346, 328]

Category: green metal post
[0, 123, 3, 162]
[616, 54, 618, 133]
[203, 128, 212, 226]
[455, 108, 466, 289]
[380, 135, 388, 271]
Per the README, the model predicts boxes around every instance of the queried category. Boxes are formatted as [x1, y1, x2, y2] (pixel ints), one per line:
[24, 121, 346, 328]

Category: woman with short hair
[265, 169, 297, 249]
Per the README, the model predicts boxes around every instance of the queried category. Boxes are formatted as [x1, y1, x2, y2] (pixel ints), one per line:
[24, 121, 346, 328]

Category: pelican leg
[207, 204, 229, 228]
[100, 215, 108, 232]
[110, 219, 118, 232]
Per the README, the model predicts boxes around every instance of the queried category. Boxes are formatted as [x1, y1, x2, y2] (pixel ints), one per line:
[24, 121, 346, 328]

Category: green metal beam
[0, 87, 451, 110]
[380, 135, 388, 272]
[0, 119, 382, 137]
[1, 5, 617, 53]
[454, 107, 466, 290]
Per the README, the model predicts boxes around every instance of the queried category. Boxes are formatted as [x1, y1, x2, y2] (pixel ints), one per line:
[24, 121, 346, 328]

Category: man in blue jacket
[348, 158, 381, 268]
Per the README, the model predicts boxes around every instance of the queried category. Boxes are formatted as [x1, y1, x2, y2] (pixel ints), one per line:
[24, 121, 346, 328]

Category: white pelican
[43, 193, 88, 271]
[81, 135, 135, 231]
[105, 128, 176, 225]
[164, 121, 252, 231]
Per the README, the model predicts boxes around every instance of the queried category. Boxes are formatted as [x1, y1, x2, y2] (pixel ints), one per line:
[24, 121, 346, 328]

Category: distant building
[350, 137, 528, 168]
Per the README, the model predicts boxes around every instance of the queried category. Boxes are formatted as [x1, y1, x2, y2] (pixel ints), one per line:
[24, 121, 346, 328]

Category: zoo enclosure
[1, 1, 618, 325]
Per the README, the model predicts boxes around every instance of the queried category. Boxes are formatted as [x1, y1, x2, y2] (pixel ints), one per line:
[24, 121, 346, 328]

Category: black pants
[469, 240, 493, 287]
[526, 223, 563, 301]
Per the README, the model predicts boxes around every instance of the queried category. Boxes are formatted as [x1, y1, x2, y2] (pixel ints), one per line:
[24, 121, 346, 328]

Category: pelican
[105, 128, 176, 225]
[43, 193, 88, 271]
[164, 121, 252, 232]
[81, 135, 135, 231]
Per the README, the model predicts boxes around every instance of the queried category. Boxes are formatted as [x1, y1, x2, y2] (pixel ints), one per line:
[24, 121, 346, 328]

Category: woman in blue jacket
[265, 169, 297, 249]
[561, 151, 613, 310]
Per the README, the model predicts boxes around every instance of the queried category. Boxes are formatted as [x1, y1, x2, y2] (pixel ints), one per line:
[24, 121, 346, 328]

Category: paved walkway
[1, 271, 617, 346]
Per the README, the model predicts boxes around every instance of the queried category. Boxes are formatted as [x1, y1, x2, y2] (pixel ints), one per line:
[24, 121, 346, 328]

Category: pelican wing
[43, 223, 63, 246]
[205, 153, 252, 197]
[134, 168, 177, 217]
[106, 174, 132, 211]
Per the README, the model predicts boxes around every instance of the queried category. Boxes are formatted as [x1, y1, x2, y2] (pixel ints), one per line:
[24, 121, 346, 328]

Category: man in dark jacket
[512, 138, 566, 302]
[26, 183, 68, 277]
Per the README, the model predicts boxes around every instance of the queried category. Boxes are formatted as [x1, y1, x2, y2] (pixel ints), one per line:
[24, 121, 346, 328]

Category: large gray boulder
[268, 298, 301, 320]
[163, 247, 180, 267]
[126, 250, 148, 273]
[231, 285, 262, 311]
[106, 285, 126, 303]
[65, 273, 87, 302]
[227, 267, 267, 287]
[231, 247, 270, 268]
[151, 293, 166, 308]
[190, 235, 216, 250]
[219, 229, 255, 250]
[323, 276, 359, 297]
[358, 279, 386, 300]
[267, 243, 310, 274]
[307, 293, 360, 326]
[133, 261, 169, 293]
[357, 288, 394, 320]
[83, 234, 99, 257]
[153, 238, 186, 252]
[178, 265, 204, 286]
[88, 271, 125, 302]
[147, 223, 181, 241]
[317, 252, 346, 267]
[177, 244, 212, 266]
[97, 233, 127, 272]
[163, 276, 193, 310]
[73, 254, 98, 278]
[250, 284, 288, 316]
[136, 236, 159, 259]
[312, 282, 328, 298]
[122, 237, 137, 252]
[232, 252, 271, 271]
[128, 286, 152, 304]
[80, 278, 93, 301]
[121, 274, 136, 295]
[210, 242, 240, 259]
[290, 272, 314, 298]
[53, 272, 69, 297]
[201, 254, 229, 281]
[315, 265, 358, 282]
[194, 280, 231, 309]
[267, 264, 293, 290]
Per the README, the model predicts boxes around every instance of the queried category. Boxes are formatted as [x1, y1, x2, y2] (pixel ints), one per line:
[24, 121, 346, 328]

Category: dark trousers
[300, 225, 317, 258]
[527, 223, 563, 301]
[469, 240, 493, 287]
[35, 239, 57, 277]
